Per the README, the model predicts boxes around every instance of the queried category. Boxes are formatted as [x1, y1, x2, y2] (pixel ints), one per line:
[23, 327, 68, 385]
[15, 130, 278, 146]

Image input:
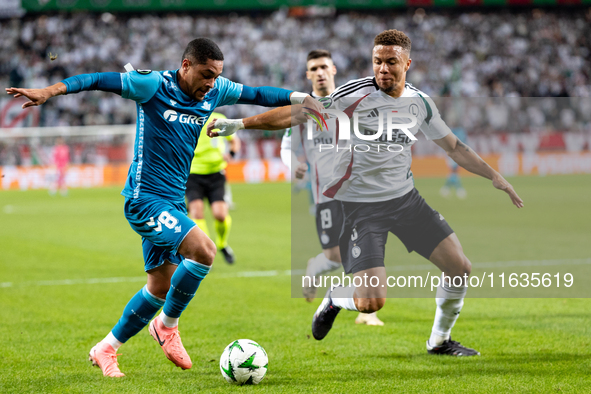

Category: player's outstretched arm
[434, 133, 524, 208]
[207, 96, 323, 137]
[6, 72, 124, 109]
[6, 83, 67, 108]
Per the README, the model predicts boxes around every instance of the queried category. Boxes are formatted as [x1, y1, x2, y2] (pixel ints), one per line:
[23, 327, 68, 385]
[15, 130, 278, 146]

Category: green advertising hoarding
[20, 0, 591, 13]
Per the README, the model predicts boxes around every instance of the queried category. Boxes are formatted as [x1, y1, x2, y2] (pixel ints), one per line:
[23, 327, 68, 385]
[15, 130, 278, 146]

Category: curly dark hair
[374, 30, 411, 54]
[182, 38, 224, 65]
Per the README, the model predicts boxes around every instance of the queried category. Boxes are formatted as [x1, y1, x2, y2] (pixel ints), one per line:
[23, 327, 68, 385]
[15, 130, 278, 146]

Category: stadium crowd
[1, 8, 590, 127]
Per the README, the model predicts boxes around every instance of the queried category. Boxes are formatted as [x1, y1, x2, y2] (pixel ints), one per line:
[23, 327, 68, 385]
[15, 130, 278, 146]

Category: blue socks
[163, 259, 210, 319]
[110, 259, 210, 343]
[111, 285, 164, 343]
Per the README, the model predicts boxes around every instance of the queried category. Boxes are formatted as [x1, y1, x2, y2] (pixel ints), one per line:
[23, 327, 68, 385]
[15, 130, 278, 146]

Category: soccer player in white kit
[209, 30, 523, 356]
[308, 30, 523, 356]
[281, 50, 383, 326]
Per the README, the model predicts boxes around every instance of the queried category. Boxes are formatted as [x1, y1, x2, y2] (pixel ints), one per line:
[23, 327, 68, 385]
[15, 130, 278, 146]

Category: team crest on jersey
[352, 246, 361, 258]
[409, 103, 419, 116]
[202, 101, 212, 110]
[318, 97, 333, 109]
[137, 69, 152, 74]
[321, 233, 330, 245]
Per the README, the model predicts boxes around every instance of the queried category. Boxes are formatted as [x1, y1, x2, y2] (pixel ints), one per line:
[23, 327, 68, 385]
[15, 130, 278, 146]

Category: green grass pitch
[1, 175, 590, 393]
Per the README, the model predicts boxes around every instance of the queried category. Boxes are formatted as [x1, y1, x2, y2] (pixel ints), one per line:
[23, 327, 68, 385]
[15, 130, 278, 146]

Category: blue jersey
[120, 70, 243, 203]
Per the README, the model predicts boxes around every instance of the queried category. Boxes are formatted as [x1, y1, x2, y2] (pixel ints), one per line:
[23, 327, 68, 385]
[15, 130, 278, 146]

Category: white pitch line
[1, 258, 589, 289]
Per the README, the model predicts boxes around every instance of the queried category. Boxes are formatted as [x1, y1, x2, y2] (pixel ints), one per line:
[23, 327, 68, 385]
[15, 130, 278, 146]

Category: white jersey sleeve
[417, 95, 452, 141]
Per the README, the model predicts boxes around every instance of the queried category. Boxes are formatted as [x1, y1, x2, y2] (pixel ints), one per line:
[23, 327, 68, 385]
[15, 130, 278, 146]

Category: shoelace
[444, 340, 470, 354]
[164, 330, 185, 353]
[101, 352, 122, 374]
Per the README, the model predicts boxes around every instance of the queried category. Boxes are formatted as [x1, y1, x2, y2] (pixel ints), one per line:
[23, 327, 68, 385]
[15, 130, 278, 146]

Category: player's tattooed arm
[434, 133, 524, 208]
[5, 82, 67, 109]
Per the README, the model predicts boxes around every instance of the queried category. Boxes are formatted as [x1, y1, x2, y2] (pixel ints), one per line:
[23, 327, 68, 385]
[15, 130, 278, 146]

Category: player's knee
[445, 248, 471, 278]
[461, 255, 472, 277]
[355, 297, 385, 313]
[201, 239, 217, 266]
[185, 238, 217, 266]
[213, 212, 226, 222]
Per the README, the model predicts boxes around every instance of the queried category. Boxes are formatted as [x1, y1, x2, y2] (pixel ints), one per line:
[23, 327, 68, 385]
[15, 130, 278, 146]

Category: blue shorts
[124, 194, 196, 272]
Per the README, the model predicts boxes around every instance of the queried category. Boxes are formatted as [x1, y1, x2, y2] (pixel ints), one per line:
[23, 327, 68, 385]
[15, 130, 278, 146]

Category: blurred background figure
[440, 128, 468, 200]
[50, 136, 69, 196]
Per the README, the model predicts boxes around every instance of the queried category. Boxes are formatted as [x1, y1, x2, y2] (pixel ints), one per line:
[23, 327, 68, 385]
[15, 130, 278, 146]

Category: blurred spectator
[1, 8, 590, 128]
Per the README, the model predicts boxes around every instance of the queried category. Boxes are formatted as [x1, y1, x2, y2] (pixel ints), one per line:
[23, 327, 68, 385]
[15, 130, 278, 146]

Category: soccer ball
[219, 339, 268, 385]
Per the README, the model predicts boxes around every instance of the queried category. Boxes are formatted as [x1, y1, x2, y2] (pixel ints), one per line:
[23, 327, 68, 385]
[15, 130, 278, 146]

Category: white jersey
[281, 92, 337, 204]
[322, 77, 451, 202]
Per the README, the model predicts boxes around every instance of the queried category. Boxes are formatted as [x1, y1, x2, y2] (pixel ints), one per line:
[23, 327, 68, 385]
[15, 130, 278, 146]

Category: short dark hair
[307, 49, 332, 62]
[374, 30, 411, 54]
[182, 38, 224, 65]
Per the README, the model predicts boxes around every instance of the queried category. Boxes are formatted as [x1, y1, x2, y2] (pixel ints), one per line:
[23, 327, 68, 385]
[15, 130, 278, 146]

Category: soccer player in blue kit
[6, 38, 314, 377]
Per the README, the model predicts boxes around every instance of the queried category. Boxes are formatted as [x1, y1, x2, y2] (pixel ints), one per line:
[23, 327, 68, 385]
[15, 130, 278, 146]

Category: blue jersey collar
[172, 69, 194, 102]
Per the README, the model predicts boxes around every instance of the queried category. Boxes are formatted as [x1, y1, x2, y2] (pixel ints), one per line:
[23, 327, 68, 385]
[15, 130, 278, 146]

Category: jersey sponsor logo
[352, 246, 361, 258]
[163, 110, 178, 122]
[313, 136, 333, 146]
[162, 110, 207, 125]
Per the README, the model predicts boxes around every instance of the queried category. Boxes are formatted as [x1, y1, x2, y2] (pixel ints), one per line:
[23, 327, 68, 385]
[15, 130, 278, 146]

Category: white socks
[159, 311, 179, 328]
[429, 281, 467, 346]
[103, 332, 123, 351]
[330, 285, 358, 311]
[308, 253, 341, 277]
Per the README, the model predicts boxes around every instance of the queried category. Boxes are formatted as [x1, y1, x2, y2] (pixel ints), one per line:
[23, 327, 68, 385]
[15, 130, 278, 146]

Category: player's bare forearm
[5, 82, 67, 108]
[243, 106, 293, 130]
[448, 140, 497, 181]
